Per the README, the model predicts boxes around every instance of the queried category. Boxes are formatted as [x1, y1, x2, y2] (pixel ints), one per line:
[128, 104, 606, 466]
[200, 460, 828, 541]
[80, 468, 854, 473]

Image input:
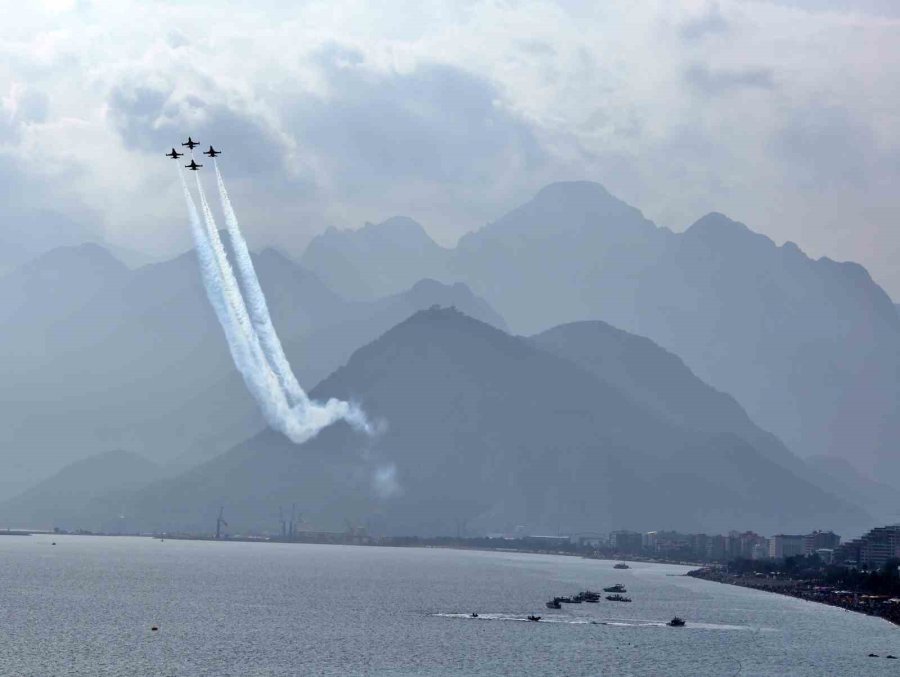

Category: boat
[613, 562, 630, 569]
[470, 613, 479, 618]
[527, 615, 541, 622]
[667, 617, 686, 627]
[602, 584, 627, 593]
[606, 594, 631, 602]
[545, 599, 562, 609]
[556, 596, 580, 604]
[575, 590, 601, 603]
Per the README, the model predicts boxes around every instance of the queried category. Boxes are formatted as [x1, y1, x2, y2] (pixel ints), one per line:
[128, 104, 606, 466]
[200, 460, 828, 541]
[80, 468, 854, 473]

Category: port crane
[215, 507, 228, 539]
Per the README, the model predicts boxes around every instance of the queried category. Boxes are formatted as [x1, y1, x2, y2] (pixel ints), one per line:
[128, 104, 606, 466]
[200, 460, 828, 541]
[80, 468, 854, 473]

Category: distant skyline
[2, 1, 900, 297]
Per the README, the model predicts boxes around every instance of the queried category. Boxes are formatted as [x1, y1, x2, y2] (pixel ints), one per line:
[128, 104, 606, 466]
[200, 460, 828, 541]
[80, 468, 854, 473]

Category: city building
[803, 530, 840, 555]
[609, 530, 643, 553]
[769, 534, 805, 559]
[815, 548, 834, 564]
[833, 525, 900, 569]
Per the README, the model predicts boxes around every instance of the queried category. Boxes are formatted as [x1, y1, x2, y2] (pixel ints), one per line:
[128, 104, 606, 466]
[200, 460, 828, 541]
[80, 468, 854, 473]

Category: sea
[1, 535, 897, 676]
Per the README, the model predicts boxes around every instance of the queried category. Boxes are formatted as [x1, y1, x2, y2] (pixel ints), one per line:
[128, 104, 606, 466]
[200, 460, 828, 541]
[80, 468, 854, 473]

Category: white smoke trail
[179, 166, 269, 409]
[214, 161, 306, 407]
[194, 172, 260, 359]
[192, 171, 290, 429]
[181, 165, 371, 443]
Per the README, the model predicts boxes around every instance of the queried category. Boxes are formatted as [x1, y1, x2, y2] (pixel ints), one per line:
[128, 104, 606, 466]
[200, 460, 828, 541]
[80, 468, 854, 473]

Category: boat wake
[432, 613, 759, 631]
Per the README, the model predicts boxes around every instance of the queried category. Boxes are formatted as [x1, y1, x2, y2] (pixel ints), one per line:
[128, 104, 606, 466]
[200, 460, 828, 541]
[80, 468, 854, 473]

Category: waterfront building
[815, 548, 834, 564]
[609, 530, 643, 553]
[803, 530, 840, 554]
[833, 525, 900, 569]
[769, 534, 805, 559]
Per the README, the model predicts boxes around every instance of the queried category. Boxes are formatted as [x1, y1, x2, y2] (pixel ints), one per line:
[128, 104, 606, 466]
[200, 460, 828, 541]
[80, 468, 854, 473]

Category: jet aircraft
[182, 136, 200, 150]
[166, 148, 184, 159]
[185, 159, 203, 171]
[203, 146, 221, 157]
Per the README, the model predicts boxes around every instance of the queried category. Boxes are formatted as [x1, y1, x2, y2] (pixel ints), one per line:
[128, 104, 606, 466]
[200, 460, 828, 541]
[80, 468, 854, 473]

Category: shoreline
[688, 567, 900, 628]
[16, 530, 704, 567]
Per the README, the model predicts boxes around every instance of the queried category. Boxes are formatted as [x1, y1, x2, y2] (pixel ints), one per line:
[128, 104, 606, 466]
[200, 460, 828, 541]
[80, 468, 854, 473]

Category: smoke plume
[179, 164, 370, 443]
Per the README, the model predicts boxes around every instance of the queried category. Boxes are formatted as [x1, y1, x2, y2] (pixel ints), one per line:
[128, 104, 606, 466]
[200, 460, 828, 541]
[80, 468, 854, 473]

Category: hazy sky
[2, 0, 899, 296]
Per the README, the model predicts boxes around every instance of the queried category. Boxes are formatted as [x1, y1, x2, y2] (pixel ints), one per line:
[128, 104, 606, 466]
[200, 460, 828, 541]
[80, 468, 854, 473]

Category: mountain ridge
[121, 308, 871, 537]
[301, 181, 900, 481]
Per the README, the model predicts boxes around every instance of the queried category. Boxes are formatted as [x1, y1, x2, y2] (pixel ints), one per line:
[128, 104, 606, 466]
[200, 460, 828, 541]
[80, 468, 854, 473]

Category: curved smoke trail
[214, 161, 307, 408]
[181, 166, 370, 443]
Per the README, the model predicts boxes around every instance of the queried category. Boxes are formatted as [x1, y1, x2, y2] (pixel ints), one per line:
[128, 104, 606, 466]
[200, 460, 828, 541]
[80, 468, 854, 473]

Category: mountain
[805, 455, 900, 526]
[300, 216, 450, 300]
[163, 277, 509, 469]
[283, 278, 507, 386]
[0, 243, 346, 497]
[0, 450, 163, 531]
[530, 320, 900, 525]
[530, 320, 802, 466]
[125, 308, 870, 537]
[0, 239, 508, 498]
[300, 182, 900, 482]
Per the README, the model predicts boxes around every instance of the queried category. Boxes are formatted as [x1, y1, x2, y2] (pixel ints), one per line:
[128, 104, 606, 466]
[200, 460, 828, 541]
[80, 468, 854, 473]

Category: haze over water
[2, 536, 898, 676]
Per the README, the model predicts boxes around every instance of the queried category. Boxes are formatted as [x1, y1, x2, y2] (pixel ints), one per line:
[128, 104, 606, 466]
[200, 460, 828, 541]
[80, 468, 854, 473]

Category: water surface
[1, 535, 897, 676]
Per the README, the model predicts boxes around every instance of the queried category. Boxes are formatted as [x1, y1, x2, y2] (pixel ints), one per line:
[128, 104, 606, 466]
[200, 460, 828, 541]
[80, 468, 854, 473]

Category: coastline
[688, 567, 900, 628]
[25, 529, 703, 566]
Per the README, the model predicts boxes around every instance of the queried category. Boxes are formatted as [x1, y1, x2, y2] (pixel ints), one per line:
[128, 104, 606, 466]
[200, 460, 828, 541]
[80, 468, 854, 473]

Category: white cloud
[0, 0, 899, 295]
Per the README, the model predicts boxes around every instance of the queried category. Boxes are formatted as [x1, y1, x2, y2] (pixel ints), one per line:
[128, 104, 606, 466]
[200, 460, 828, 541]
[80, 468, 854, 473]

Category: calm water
[1, 535, 898, 676]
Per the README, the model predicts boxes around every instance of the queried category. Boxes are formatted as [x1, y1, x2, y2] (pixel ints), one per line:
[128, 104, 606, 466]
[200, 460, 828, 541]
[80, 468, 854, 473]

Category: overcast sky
[2, 0, 899, 296]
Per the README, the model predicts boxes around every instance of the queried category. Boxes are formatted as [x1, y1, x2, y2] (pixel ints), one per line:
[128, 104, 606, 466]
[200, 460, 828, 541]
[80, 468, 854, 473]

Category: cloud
[290, 43, 544, 190]
[775, 103, 880, 188]
[684, 63, 775, 94]
[0, 0, 899, 297]
[680, 3, 729, 40]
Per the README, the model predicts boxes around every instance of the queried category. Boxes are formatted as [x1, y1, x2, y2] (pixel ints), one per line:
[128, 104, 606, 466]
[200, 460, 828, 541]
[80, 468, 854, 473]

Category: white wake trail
[214, 161, 307, 407]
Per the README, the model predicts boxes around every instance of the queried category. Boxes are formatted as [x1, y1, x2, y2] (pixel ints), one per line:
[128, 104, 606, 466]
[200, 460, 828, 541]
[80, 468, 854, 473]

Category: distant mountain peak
[363, 215, 430, 238]
[24, 242, 127, 273]
[318, 216, 437, 248]
[687, 211, 752, 235]
[532, 180, 615, 203]
[684, 212, 778, 253]
[256, 247, 293, 264]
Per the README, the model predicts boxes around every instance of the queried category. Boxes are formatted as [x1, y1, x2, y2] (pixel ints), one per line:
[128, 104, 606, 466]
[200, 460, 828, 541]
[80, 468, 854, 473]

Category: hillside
[301, 182, 900, 481]
[300, 217, 451, 300]
[125, 309, 870, 537]
[531, 320, 900, 523]
[0, 450, 163, 531]
[0, 242, 505, 498]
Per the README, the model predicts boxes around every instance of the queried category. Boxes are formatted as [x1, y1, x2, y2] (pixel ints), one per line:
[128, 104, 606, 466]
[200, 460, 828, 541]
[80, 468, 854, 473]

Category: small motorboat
[556, 596, 576, 604]
[470, 613, 479, 618]
[667, 617, 686, 627]
[606, 594, 632, 602]
[603, 584, 627, 593]
[546, 599, 562, 609]
[613, 562, 630, 569]
[527, 615, 541, 622]
[575, 591, 601, 602]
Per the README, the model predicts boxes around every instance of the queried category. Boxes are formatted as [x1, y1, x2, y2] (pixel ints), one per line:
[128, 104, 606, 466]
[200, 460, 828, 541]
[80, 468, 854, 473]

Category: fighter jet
[185, 159, 203, 171]
[166, 148, 184, 159]
[181, 136, 200, 150]
[203, 145, 221, 157]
